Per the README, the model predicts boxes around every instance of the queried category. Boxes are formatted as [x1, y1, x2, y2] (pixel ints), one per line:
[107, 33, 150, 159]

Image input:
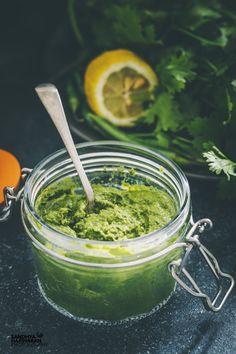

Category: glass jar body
[33, 242, 182, 322]
[22, 141, 191, 324]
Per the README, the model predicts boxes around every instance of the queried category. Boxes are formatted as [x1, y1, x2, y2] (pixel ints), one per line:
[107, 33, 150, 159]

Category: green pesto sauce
[35, 177, 176, 241]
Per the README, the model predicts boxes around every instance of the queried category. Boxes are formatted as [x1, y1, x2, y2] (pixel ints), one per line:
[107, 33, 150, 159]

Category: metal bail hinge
[169, 219, 234, 312]
[0, 168, 32, 222]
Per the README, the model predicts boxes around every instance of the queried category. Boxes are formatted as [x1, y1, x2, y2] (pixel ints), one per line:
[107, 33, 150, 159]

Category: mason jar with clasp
[0, 141, 234, 325]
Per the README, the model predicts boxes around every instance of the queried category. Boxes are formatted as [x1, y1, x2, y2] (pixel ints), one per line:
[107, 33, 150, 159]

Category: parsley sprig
[203, 146, 236, 180]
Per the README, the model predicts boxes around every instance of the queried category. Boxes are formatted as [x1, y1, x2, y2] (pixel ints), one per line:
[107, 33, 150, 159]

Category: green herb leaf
[203, 146, 236, 180]
[186, 116, 209, 135]
[153, 93, 182, 132]
[156, 48, 196, 93]
[111, 5, 156, 45]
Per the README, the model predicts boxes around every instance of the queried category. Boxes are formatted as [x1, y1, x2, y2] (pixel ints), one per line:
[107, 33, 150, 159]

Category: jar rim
[23, 141, 191, 248]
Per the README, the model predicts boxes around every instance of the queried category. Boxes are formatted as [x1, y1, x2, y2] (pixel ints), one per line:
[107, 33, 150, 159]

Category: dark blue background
[0, 2, 236, 353]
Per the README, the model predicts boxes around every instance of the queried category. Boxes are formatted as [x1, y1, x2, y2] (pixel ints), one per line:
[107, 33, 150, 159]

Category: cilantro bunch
[65, 0, 236, 197]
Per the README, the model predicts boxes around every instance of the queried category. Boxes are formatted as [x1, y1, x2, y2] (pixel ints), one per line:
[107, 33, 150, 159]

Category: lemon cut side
[84, 49, 158, 126]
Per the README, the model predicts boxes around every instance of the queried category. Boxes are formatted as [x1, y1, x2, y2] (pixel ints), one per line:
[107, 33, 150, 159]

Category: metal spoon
[35, 83, 95, 209]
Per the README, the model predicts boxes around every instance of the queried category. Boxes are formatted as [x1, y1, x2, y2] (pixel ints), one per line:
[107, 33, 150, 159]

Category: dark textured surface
[1, 2, 236, 353]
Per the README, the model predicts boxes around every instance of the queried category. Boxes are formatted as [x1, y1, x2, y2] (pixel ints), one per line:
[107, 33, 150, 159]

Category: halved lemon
[84, 49, 158, 126]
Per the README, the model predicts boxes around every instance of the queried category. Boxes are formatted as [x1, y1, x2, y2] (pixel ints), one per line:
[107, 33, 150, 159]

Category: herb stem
[176, 27, 225, 48]
[86, 113, 202, 166]
[68, 0, 84, 45]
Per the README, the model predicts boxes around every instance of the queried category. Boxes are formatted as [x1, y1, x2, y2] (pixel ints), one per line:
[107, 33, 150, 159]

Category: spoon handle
[35, 83, 95, 207]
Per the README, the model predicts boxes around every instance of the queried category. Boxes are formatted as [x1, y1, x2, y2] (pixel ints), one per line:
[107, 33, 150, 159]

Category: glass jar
[20, 141, 233, 325]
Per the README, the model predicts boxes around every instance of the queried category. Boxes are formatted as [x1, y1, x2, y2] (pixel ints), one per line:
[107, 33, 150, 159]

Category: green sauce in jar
[22, 142, 191, 323]
[31, 176, 179, 321]
[35, 177, 176, 241]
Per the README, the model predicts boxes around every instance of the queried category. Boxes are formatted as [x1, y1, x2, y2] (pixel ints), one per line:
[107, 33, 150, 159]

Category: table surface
[1, 2, 236, 353]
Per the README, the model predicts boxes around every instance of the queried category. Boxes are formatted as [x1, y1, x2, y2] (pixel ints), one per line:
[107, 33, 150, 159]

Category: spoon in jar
[35, 83, 95, 209]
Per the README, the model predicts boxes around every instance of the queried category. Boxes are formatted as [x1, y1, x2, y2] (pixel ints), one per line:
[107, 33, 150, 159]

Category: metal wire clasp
[0, 168, 32, 222]
[169, 219, 234, 312]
